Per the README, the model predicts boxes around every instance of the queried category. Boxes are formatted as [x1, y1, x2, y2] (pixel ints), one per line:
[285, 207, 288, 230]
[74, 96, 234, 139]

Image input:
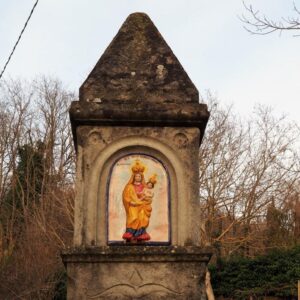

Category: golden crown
[131, 160, 145, 174]
[148, 174, 157, 185]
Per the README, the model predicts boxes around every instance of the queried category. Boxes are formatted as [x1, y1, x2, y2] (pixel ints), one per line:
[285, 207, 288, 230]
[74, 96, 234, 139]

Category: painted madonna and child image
[108, 155, 169, 244]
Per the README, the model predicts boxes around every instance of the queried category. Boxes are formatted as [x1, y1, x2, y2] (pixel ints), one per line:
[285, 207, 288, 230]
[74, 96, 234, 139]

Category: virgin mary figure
[122, 160, 153, 241]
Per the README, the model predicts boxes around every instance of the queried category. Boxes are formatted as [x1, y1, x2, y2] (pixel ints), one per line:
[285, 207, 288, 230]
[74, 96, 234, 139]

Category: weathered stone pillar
[62, 12, 211, 299]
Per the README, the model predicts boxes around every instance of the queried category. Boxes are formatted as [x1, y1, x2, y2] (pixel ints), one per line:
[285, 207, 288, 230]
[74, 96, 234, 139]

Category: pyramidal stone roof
[80, 12, 199, 103]
[70, 13, 210, 147]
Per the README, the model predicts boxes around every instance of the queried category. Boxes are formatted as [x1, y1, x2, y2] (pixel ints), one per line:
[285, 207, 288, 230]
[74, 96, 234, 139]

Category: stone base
[62, 246, 212, 300]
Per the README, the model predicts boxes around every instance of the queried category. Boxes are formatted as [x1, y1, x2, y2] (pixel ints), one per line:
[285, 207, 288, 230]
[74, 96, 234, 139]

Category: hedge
[209, 246, 300, 299]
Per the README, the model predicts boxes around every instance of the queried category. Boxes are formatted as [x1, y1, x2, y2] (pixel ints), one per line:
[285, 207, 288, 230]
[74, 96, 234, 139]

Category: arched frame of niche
[107, 152, 171, 245]
[81, 135, 188, 246]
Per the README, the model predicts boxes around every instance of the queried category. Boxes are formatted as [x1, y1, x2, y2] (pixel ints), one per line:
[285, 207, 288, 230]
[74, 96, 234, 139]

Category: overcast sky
[0, 0, 299, 123]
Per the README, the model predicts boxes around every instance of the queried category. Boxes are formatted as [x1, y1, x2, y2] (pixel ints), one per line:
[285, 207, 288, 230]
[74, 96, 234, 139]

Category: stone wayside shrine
[62, 13, 211, 299]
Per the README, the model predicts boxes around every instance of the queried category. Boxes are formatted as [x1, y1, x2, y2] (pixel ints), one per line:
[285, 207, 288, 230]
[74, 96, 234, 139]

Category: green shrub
[209, 246, 300, 299]
[52, 270, 67, 300]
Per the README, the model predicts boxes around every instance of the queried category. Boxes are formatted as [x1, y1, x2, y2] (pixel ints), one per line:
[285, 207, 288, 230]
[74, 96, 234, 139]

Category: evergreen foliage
[4, 141, 45, 209]
[52, 270, 67, 300]
[210, 246, 300, 299]
[0, 141, 45, 257]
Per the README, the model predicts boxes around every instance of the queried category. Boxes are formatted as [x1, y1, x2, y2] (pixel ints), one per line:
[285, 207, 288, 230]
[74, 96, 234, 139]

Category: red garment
[134, 183, 144, 198]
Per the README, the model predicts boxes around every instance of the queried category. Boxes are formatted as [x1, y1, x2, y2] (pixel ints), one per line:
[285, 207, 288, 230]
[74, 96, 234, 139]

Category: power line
[0, 0, 39, 80]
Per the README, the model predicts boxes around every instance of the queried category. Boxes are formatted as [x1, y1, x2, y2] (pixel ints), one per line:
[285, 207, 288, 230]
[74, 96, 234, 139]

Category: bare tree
[0, 77, 76, 298]
[241, 1, 300, 36]
[0, 79, 35, 259]
[33, 77, 75, 184]
[199, 93, 300, 257]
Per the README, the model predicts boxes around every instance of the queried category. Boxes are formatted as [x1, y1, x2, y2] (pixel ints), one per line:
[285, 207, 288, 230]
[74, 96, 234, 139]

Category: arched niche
[107, 154, 171, 245]
[76, 135, 188, 247]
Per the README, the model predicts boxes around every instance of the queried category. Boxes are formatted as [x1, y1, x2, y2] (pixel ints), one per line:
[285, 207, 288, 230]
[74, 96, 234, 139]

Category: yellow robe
[122, 184, 152, 230]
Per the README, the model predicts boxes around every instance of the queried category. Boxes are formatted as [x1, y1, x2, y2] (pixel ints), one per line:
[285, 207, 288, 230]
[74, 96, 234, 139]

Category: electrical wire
[0, 0, 39, 80]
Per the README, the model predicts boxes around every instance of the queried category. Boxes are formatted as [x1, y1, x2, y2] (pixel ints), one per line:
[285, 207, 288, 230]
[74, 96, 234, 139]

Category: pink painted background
[108, 154, 169, 243]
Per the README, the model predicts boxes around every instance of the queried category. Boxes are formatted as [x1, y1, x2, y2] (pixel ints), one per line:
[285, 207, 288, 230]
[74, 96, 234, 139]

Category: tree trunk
[205, 270, 215, 300]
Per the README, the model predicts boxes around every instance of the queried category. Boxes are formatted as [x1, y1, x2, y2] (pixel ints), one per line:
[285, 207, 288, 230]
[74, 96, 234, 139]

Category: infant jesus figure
[142, 180, 155, 202]
[142, 174, 157, 203]
[138, 174, 157, 240]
